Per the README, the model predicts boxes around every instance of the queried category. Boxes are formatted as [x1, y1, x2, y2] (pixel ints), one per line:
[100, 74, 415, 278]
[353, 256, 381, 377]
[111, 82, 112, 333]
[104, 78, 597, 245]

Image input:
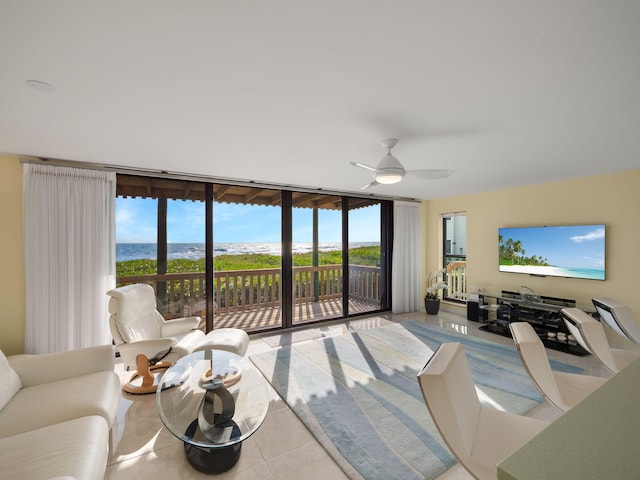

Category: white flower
[426, 270, 447, 299]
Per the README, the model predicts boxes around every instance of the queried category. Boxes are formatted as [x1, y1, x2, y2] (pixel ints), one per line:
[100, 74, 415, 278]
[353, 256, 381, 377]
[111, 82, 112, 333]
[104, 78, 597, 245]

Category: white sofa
[0, 345, 121, 480]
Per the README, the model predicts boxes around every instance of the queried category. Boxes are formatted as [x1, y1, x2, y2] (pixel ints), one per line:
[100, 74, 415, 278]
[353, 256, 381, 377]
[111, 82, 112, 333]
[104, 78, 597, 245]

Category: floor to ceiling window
[213, 185, 282, 332]
[291, 194, 343, 325]
[348, 200, 384, 315]
[115, 174, 392, 333]
[115, 177, 208, 322]
[163, 198, 206, 318]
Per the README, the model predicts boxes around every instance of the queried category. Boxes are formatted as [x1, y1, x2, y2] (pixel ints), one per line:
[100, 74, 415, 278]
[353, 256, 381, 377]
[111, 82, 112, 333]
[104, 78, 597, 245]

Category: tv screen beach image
[498, 225, 605, 280]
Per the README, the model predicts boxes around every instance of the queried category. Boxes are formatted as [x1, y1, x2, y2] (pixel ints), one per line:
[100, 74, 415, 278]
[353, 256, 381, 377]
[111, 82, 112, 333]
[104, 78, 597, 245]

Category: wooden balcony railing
[116, 262, 467, 320]
[116, 264, 381, 319]
[349, 265, 381, 302]
[445, 261, 467, 301]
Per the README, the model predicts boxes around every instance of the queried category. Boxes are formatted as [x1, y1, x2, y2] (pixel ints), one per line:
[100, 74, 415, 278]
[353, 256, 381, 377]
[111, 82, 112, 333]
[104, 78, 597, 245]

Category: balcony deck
[210, 297, 381, 332]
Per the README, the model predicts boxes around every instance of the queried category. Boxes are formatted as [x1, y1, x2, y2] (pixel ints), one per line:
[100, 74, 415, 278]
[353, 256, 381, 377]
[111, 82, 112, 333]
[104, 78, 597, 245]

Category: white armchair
[108, 283, 250, 394]
[107, 283, 206, 393]
[107, 283, 205, 372]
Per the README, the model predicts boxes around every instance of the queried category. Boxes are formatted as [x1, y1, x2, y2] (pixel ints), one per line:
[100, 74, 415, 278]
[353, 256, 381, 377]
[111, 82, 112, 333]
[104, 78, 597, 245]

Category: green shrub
[117, 246, 381, 276]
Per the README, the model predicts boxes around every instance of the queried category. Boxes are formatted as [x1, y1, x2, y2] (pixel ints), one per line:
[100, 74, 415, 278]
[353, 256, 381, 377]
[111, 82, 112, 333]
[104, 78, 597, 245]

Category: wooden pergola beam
[116, 174, 380, 211]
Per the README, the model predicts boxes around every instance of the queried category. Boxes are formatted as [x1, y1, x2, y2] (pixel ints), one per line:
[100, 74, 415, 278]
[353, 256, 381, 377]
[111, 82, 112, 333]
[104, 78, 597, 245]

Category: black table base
[184, 419, 242, 474]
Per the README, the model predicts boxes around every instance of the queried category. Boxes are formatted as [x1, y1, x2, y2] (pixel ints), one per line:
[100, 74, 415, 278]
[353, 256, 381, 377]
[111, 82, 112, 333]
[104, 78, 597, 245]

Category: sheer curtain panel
[23, 164, 116, 354]
[391, 201, 422, 313]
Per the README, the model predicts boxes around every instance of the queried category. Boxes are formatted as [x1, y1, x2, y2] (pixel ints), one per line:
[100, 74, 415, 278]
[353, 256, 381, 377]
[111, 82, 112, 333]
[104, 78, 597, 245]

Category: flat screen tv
[498, 224, 605, 280]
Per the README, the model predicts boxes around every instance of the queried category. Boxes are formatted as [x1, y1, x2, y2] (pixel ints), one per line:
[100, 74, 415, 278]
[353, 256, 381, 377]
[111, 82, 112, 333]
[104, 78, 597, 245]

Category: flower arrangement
[425, 269, 447, 300]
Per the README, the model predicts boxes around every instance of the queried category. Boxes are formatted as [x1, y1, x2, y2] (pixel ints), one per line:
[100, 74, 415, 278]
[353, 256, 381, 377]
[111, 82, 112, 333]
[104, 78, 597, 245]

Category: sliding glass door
[348, 200, 383, 315]
[213, 185, 282, 332]
[116, 174, 392, 333]
[291, 194, 343, 325]
[162, 198, 206, 320]
[114, 177, 209, 324]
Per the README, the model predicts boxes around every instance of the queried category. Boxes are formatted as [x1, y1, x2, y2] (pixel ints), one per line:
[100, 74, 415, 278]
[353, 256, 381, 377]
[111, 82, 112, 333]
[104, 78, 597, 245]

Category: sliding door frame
[114, 173, 395, 332]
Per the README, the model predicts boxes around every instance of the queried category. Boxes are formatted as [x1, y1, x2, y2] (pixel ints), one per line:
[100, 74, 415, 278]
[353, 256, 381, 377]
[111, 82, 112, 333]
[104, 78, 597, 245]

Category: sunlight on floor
[106, 309, 605, 480]
[476, 387, 507, 412]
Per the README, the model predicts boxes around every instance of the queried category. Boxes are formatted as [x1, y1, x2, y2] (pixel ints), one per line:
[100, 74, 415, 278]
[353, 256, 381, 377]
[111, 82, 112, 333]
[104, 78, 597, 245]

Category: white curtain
[391, 200, 422, 313]
[23, 164, 116, 354]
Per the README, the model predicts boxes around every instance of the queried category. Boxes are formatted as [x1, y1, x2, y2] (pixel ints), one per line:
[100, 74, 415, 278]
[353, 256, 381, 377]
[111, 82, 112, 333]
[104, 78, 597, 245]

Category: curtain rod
[439, 211, 466, 217]
[19, 156, 421, 204]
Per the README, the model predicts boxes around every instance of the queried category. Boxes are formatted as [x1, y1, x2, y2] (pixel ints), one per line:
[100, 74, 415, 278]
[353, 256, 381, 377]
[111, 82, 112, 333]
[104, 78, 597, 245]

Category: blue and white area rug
[250, 319, 583, 480]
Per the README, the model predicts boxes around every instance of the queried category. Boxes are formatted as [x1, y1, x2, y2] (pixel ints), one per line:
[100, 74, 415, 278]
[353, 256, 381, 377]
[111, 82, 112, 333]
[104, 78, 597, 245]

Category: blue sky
[116, 197, 381, 243]
[499, 225, 605, 269]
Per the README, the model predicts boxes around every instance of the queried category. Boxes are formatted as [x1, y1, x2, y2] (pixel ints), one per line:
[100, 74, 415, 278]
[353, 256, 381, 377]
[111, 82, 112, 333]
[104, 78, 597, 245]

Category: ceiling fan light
[375, 153, 405, 184]
[375, 172, 403, 184]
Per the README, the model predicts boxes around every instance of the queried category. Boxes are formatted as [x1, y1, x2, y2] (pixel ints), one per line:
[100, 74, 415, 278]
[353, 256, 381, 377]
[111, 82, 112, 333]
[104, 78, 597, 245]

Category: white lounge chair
[592, 297, 640, 346]
[417, 342, 549, 480]
[509, 322, 607, 412]
[561, 307, 640, 374]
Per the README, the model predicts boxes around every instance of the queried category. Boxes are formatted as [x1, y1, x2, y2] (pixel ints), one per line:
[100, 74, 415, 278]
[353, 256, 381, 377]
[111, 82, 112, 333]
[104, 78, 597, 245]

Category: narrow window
[442, 214, 467, 302]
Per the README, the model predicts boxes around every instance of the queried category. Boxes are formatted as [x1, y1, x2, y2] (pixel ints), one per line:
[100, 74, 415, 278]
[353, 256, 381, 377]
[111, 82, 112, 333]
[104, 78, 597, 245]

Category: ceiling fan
[351, 138, 454, 190]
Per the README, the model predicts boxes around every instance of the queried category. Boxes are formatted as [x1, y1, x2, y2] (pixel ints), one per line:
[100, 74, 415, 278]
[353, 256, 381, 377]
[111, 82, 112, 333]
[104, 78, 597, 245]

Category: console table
[468, 290, 590, 356]
[497, 356, 640, 479]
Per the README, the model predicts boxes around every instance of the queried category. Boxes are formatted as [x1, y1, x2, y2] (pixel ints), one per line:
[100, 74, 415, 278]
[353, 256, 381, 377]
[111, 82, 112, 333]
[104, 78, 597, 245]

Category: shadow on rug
[250, 320, 583, 480]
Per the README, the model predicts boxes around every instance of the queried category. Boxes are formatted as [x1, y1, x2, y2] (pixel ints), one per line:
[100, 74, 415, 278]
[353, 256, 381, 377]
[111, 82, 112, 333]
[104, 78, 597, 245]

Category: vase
[425, 297, 440, 315]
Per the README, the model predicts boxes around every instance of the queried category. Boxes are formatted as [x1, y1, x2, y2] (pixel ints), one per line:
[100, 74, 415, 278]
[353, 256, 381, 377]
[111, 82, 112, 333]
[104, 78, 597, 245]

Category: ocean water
[116, 242, 379, 262]
[552, 267, 605, 280]
[499, 264, 605, 280]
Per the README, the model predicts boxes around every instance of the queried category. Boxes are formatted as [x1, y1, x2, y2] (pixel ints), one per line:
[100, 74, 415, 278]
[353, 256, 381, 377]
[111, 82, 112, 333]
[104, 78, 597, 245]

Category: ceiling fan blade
[350, 162, 378, 172]
[405, 169, 454, 180]
[361, 180, 379, 190]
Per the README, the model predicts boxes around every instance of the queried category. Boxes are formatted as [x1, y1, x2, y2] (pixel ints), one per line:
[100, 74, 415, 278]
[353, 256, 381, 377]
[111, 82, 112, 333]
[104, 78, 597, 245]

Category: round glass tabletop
[156, 349, 269, 450]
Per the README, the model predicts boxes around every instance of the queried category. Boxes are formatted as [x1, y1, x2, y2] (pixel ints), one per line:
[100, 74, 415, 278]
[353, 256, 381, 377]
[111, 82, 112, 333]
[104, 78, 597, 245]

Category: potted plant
[425, 269, 447, 315]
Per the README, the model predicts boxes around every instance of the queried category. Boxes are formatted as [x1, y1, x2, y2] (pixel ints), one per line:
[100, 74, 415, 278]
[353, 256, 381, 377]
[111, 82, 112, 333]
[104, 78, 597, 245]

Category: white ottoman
[194, 328, 250, 357]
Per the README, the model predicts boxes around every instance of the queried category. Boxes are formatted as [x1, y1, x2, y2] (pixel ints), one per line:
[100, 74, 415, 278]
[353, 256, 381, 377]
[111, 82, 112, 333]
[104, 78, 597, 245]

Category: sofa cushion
[0, 370, 120, 439]
[0, 350, 21, 411]
[0, 415, 109, 480]
[171, 329, 207, 356]
[8, 345, 115, 387]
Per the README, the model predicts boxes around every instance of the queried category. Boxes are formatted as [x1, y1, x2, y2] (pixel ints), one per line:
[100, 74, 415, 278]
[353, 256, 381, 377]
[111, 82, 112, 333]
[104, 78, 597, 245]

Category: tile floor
[105, 309, 611, 480]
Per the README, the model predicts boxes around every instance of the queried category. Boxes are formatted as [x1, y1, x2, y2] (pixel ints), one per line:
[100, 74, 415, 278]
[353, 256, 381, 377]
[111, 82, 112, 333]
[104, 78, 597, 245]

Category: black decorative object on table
[184, 379, 242, 474]
[198, 378, 237, 443]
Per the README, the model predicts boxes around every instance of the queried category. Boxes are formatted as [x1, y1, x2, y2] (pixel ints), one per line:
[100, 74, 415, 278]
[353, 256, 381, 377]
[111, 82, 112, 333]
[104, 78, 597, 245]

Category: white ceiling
[1, 1, 639, 200]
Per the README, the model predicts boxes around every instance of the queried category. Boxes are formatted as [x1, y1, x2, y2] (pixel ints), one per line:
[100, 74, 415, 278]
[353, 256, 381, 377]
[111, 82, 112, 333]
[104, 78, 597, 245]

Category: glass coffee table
[156, 349, 269, 474]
